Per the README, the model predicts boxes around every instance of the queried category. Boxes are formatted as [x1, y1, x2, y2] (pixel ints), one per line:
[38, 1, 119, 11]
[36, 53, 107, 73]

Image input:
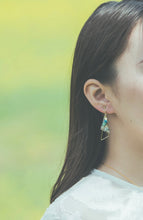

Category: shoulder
[41, 170, 143, 219]
[40, 172, 95, 219]
[40, 170, 116, 219]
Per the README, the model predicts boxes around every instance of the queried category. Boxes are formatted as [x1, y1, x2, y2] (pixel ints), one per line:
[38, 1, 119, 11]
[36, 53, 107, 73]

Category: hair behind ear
[50, 0, 143, 203]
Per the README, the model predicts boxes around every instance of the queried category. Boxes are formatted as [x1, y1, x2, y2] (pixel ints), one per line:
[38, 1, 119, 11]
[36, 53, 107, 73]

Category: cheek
[118, 81, 143, 128]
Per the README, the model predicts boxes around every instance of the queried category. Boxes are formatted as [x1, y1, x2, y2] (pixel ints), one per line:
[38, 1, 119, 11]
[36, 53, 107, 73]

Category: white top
[40, 168, 143, 220]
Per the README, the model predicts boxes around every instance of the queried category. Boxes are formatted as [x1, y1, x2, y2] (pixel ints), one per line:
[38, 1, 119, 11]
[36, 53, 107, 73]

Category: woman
[41, 0, 143, 219]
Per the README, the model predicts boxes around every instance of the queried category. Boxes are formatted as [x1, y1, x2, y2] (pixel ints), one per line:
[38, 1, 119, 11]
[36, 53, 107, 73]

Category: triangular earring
[100, 106, 110, 141]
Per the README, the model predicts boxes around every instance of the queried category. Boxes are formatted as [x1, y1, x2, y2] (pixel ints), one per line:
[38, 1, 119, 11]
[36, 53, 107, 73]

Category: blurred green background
[0, 0, 110, 219]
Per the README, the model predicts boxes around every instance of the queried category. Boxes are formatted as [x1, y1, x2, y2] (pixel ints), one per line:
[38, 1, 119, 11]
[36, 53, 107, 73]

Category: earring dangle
[100, 106, 110, 141]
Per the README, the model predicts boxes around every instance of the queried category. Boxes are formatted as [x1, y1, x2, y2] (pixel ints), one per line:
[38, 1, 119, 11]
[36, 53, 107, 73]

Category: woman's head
[50, 0, 143, 203]
[84, 16, 143, 145]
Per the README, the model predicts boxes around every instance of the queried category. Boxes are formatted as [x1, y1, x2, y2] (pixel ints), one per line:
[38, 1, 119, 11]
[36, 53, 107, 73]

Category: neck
[99, 117, 143, 187]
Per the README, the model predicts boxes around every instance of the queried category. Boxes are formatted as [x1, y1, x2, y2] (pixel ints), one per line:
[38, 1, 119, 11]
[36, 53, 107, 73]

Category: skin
[83, 19, 143, 186]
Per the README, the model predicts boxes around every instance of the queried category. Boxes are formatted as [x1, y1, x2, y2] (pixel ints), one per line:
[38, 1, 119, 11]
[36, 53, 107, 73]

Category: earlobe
[105, 102, 115, 114]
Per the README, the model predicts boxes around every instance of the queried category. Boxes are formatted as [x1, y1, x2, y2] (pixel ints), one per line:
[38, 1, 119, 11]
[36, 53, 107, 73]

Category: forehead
[113, 20, 143, 86]
[115, 19, 143, 69]
[127, 19, 143, 58]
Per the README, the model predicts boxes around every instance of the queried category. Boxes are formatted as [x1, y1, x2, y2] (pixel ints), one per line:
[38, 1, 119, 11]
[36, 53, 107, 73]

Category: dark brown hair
[50, 0, 143, 203]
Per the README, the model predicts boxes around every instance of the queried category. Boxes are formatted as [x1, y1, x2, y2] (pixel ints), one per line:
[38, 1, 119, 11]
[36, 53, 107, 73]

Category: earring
[100, 106, 110, 141]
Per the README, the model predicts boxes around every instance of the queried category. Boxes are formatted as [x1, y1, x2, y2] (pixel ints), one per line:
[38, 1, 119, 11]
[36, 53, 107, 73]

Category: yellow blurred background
[0, 0, 111, 219]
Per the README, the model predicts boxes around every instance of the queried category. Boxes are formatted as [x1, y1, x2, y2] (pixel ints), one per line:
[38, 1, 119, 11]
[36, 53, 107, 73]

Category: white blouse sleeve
[40, 196, 82, 220]
[40, 203, 60, 220]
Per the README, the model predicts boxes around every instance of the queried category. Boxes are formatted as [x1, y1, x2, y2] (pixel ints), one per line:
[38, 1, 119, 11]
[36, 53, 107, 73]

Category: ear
[83, 79, 115, 114]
